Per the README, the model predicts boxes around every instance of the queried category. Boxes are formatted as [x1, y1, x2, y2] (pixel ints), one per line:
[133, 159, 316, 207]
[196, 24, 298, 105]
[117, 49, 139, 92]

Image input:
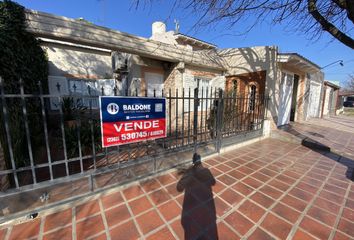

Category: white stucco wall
[42, 42, 112, 79]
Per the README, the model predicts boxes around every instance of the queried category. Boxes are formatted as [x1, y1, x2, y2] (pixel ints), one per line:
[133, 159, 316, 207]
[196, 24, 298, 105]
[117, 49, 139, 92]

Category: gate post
[193, 88, 199, 153]
[216, 89, 224, 153]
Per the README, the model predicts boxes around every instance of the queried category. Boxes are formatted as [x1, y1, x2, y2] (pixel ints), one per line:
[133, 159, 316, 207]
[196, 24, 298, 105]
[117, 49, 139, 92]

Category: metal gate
[0, 77, 267, 220]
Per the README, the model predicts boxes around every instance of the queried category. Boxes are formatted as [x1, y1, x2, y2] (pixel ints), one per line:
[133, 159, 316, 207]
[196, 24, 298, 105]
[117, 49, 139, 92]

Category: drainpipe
[321, 83, 326, 118]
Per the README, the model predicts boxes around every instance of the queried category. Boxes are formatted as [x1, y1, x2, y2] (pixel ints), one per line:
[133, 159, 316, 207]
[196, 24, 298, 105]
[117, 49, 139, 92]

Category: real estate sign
[99, 96, 166, 147]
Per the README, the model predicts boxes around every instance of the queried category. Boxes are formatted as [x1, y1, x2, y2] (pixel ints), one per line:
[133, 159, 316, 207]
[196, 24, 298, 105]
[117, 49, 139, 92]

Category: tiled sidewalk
[1, 118, 354, 240]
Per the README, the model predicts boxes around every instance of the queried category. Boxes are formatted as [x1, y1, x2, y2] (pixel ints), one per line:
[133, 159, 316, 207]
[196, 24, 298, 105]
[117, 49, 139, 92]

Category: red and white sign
[100, 97, 166, 147]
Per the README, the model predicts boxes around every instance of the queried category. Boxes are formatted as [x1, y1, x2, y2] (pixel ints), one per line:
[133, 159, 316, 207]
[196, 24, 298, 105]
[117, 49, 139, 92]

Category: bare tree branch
[308, 0, 354, 48]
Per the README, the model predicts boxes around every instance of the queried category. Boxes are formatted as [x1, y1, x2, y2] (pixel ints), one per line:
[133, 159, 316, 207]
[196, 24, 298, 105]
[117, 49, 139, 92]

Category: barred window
[249, 85, 256, 111]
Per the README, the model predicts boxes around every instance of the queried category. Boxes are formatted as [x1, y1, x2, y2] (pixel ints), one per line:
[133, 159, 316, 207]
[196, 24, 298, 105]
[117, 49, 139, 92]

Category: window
[196, 77, 211, 111]
[145, 72, 164, 97]
[249, 85, 256, 111]
[233, 80, 238, 93]
[48, 76, 116, 110]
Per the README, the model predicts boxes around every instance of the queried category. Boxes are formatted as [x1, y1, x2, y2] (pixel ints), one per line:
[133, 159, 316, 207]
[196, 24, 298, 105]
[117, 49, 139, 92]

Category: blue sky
[16, 0, 354, 86]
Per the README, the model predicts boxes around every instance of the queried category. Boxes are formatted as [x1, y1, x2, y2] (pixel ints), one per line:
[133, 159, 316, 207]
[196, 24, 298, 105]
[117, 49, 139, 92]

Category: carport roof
[278, 53, 321, 73]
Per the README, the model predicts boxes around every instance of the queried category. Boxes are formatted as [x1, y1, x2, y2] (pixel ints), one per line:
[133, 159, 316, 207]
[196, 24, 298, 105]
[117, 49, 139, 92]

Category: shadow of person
[177, 154, 218, 240]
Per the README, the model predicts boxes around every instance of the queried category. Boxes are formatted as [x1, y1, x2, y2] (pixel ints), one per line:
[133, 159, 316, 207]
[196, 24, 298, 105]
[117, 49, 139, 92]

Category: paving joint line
[98, 199, 111, 240]
[239, 147, 323, 239]
[328, 180, 353, 240]
[139, 182, 179, 240]
[285, 156, 339, 240]
[37, 217, 45, 240]
[120, 188, 144, 239]
[71, 207, 76, 240]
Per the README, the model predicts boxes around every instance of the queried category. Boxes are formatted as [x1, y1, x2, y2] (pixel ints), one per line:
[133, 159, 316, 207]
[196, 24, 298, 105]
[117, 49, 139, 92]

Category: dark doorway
[290, 74, 299, 122]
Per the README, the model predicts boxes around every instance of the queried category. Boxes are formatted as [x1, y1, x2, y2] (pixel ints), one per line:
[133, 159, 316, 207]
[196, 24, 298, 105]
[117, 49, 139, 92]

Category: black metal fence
[0, 77, 268, 192]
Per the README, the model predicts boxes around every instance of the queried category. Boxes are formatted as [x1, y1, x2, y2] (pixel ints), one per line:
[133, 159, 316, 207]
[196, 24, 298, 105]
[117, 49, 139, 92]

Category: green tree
[0, 0, 48, 175]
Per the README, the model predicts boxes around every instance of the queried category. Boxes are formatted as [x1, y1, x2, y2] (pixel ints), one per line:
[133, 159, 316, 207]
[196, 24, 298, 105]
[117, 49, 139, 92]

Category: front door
[290, 74, 299, 121]
[277, 72, 294, 126]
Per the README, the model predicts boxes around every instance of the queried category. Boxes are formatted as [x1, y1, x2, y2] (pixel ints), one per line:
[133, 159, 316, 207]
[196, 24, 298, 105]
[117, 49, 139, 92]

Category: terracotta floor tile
[122, 185, 144, 200]
[295, 182, 318, 194]
[214, 197, 231, 217]
[146, 227, 175, 240]
[282, 170, 302, 180]
[318, 190, 345, 205]
[75, 200, 100, 220]
[333, 231, 352, 240]
[271, 202, 301, 223]
[128, 195, 153, 216]
[227, 169, 246, 180]
[210, 167, 223, 177]
[323, 183, 347, 196]
[288, 188, 314, 202]
[44, 208, 72, 232]
[301, 177, 322, 188]
[216, 221, 240, 240]
[337, 217, 354, 237]
[105, 204, 131, 227]
[348, 191, 354, 202]
[313, 196, 341, 215]
[259, 185, 283, 200]
[169, 218, 184, 240]
[276, 174, 296, 185]
[9, 219, 41, 240]
[292, 229, 317, 240]
[156, 173, 176, 186]
[238, 200, 266, 223]
[261, 213, 292, 239]
[141, 179, 162, 193]
[135, 210, 164, 235]
[307, 206, 337, 227]
[101, 191, 124, 209]
[158, 200, 181, 221]
[0, 229, 7, 240]
[224, 210, 254, 236]
[90, 233, 107, 240]
[212, 181, 227, 194]
[342, 207, 354, 222]
[224, 160, 240, 169]
[232, 182, 254, 196]
[242, 177, 263, 189]
[217, 174, 237, 186]
[299, 216, 332, 240]
[259, 168, 277, 178]
[175, 195, 184, 207]
[165, 182, 182, 197]
[250, 192, 274, 208]
[43, 226, 72, 240]
[76, 215, 104, 240]
[219, 188, 243, 206]
[346, 199, 354, 209]
[237, 166, 254, 175]
[251, 172, 271, 182]
[248, 228, 274, 240]
[109, 220, 140, 240]
[149, 188, 171, 206]
[280, 195, 308, 212]
[215, 163, 232, 173]
[268, 179, 291, 192]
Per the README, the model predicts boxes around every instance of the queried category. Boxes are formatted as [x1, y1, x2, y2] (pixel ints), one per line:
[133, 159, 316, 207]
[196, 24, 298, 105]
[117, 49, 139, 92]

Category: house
[321, 81, 340, 117]
[0, 8, 330, 218]
[25, 9, 325, 131]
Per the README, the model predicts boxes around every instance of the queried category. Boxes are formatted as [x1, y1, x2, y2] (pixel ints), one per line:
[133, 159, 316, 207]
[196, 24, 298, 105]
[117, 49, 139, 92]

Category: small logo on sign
[107, 103, 119, 115]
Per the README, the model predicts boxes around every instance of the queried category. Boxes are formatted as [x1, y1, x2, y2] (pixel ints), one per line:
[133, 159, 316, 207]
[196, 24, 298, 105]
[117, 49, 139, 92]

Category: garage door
[308, 82, 321, 118]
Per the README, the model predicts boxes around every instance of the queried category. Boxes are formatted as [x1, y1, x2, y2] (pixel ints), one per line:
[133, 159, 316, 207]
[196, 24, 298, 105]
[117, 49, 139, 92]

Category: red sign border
[99, 96, 167, 148]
